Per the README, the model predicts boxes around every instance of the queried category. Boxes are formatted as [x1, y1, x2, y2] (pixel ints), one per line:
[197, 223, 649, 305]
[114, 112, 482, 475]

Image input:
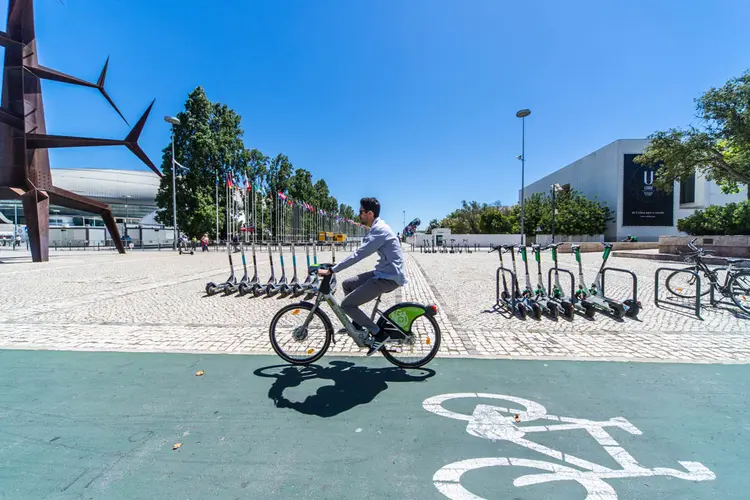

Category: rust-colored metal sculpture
[0, 0, 160, 262]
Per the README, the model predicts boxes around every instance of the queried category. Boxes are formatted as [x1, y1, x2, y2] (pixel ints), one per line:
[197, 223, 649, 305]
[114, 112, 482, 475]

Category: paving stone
[0, 245, 748, 363]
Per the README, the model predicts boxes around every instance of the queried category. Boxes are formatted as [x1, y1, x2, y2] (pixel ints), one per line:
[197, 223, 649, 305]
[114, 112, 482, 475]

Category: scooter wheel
[516, 303, 526, 319]
[531, 303, 542, 320]
[563, 303, 575, 319]
[624, 299, 640, 317]
[611, 304, 625, 319]
[546, 301, 559, 319]
[252, 285, 264, 297]
[238, 283, 248, 296]
[585, 305, 596, 318]
[205, 282, 216, 295]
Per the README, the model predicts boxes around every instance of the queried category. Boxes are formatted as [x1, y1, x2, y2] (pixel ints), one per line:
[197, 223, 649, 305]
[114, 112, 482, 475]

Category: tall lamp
[516, 108, 531, 246]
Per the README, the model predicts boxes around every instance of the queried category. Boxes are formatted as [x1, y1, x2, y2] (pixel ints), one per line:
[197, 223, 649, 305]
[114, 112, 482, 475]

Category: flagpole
[215, 168, 219, 245]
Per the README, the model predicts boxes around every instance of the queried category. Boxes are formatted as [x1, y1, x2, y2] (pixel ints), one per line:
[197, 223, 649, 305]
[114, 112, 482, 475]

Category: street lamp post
[550, 183, 562, 243]
[164, 116, 181, 249]
[516, 108, 531, 246]
[13, 200, 17, 250]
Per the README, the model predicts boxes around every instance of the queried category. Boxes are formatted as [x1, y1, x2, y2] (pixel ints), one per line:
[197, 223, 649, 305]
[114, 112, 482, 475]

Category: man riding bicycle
[317, 197, 407, 355]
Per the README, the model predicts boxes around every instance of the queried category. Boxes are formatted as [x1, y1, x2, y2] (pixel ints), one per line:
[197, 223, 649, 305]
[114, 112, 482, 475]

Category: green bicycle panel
[520, 246, 527, 262]
[534, 248, 540, 262]
[603, 246, 612, 260]
[387, 306, 426, 332]
[551, 246, 558, 261]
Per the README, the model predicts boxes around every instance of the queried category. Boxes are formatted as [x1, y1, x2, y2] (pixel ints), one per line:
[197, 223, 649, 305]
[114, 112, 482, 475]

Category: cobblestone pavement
[1, 245, 748, 363]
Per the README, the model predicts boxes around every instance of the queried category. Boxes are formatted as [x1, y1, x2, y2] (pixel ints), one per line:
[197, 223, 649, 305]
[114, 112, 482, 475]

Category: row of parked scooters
[205, 240, 331, 298]
[492, 242, 641, 320]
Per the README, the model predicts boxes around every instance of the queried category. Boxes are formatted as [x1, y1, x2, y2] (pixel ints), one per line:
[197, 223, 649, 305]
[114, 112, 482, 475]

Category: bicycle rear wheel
[269, 302, 332, 364]
[665, 266, 709, 298]
[729, 271, 750, 314]
[377, 303, 441, 368]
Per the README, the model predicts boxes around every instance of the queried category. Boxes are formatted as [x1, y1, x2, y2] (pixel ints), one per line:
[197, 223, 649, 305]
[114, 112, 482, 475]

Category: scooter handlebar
[308, 263, 334, 275]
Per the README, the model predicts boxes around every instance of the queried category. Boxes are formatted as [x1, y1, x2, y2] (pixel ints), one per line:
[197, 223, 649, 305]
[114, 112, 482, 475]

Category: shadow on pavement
[253, 360, 436, 417]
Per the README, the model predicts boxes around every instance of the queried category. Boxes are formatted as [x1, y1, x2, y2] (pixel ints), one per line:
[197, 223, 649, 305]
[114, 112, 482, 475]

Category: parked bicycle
[268, 263, 442, 368]
[665, 237, 750, 313]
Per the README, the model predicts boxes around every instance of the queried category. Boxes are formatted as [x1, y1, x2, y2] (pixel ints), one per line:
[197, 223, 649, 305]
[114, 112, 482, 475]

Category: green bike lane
[0, 349, 747, 499]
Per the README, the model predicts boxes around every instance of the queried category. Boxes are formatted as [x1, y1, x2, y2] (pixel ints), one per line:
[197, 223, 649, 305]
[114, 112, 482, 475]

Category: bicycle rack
[495, 266, 520, 308]
[654, 267, 702, 319]
[601, 267, 639, 315]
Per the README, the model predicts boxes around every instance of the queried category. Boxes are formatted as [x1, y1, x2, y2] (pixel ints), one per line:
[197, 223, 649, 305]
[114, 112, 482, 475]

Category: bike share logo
[391, 309, 409, 329]
[422, 392, 715, 499]
[642, 170, 655, 197]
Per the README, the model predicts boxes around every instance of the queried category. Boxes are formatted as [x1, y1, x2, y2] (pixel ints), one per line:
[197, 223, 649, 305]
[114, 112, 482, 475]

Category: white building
[521, 139, 747, 241]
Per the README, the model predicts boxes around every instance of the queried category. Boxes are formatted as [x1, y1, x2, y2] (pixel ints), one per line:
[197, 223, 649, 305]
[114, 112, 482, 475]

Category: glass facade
[0, 168, 160, 227]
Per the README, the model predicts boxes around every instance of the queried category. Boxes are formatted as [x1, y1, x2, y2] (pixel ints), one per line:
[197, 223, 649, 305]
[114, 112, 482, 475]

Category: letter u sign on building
[643, 171, 654, 185]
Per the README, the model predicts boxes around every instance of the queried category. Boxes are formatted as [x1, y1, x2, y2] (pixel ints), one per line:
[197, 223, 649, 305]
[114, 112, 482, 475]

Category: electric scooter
[591, 243, 641, 318]
[520, 245, 557, 319]
[239, 240, 263, 296]
[296, 243, 315, 296]
[546, 242, 592, 318]
[178, 236, 194, 255]
[276, 243, 291, 297]
[490, 245, 526, 318]
[265, 242, 280, 296]
[224, 238, 250, 295]
[531, 244, 567, 319]
[572, 243, 625, 318]
[504, 244, 540, 319]
[304, 242, 320, 300]
[289, 243, 304, 297]
[205, 239, 237, 295]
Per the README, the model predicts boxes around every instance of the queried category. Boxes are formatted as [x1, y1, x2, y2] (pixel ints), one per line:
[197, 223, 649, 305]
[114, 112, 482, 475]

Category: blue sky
[5, 0, 749, 231]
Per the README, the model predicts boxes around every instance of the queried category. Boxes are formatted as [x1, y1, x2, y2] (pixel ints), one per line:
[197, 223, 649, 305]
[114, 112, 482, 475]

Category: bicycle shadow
[253, 360, 436, 418]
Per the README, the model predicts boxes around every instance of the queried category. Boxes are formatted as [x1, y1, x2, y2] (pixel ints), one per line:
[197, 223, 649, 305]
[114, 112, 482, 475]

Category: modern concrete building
[0, 168, 161, 228]
[521, 139, 747, 241]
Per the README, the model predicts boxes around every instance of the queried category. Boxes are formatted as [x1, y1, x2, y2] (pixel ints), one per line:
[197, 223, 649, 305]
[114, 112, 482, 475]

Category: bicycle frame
[296, 274, 411, 345]
[687, 257, 731, 295]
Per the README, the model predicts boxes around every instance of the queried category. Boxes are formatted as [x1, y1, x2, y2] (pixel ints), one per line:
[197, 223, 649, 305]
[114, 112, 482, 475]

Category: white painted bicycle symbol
[422, 393, 716, 499]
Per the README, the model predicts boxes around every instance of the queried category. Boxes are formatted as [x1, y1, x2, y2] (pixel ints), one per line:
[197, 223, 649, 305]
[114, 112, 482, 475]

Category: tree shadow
[253, 360, 436, 418]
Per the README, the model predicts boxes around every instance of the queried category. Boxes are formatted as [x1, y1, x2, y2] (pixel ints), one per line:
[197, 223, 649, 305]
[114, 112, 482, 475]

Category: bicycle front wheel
[729, 271, 750, 314]
[378, 303, 441, 368]
[269, 302, 333, 365]
[665, 266, 710, 298]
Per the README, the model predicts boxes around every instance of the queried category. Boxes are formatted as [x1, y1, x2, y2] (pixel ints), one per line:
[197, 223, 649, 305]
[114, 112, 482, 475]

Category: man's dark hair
[360, 197, 380, 218]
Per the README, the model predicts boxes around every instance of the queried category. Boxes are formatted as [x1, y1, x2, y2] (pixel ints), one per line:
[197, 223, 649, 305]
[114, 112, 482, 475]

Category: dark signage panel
[622, 154, 673, 226]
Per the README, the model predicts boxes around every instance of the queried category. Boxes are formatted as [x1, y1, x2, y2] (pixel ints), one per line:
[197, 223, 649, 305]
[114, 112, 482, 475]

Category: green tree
[677, 200, 750, 235]
[551, 189, 612, 236]
[339, 203, 355, 220]
[155, 86, 247, 239]
[636, 69, 750, 199]
[426, 219, 441, 233]
[479, 206, 513, 233]
[311, 179, 330, 208]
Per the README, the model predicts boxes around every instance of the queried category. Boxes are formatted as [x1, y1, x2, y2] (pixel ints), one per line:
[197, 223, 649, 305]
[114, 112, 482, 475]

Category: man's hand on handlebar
[318, 268, 333, 276]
